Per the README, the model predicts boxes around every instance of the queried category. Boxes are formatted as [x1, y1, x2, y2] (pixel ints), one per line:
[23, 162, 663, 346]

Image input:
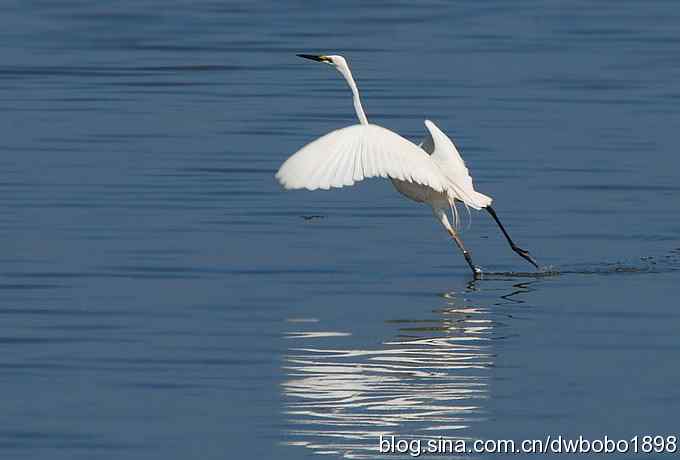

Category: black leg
[486, 206, 539, 269]
[447, 228, 482, 278]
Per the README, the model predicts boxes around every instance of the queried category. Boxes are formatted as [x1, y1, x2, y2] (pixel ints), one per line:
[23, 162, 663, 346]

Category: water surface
[1, 1, 679, 459]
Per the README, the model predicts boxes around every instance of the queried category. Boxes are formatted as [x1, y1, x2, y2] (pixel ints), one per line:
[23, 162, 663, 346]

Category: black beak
[296, 54, 328, 63]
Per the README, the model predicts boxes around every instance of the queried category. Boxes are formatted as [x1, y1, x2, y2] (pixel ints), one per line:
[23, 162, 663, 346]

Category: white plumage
[276, 120, 491, 211]
[420, 119, 492, 210]
[276, 123, 447, 193]
[275, 54, 538, 275]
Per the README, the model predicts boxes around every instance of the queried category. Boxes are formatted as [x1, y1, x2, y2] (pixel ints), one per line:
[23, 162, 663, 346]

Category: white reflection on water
[281, 288, 507, 458]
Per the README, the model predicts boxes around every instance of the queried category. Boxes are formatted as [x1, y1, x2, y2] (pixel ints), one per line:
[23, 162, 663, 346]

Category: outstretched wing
[276, 124, 446, 192]
[421, 119, 492, 209]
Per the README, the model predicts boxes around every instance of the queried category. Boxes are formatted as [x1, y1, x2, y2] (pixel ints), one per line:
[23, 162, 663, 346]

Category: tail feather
[468, 190, 493, 209]
[446, 190, 492, 230]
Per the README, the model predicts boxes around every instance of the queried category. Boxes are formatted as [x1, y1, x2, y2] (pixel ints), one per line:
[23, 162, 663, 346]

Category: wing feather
[422, 120, 492, 209]
[334, 134, 355, 187]
[323, 136, 348, 189]
[276, 124, 446, 192]
[316, 128, 351, 189]
[352, 136, 364, 182]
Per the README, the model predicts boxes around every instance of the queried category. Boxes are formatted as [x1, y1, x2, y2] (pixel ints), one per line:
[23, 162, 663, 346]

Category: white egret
[276, 54, 538, 276]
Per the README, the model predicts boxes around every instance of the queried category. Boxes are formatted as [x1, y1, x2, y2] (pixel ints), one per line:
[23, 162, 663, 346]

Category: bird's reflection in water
[282, 282, 535, 458]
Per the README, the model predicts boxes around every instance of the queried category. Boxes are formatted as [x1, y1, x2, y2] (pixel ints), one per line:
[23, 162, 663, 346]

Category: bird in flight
[276, 54, 539, 276]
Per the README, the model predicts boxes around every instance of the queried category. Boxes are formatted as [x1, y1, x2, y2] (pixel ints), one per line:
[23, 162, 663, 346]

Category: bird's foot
[512, 245, 539, 270]
[462, 251, 482, 278]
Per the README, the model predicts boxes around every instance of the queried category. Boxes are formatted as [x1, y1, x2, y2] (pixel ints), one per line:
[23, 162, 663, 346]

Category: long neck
[338, 65, 368, 125]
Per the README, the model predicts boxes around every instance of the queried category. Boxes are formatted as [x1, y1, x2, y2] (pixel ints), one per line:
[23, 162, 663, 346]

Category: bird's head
[296, 54, 349, 71]
[295, 53, 365, 122]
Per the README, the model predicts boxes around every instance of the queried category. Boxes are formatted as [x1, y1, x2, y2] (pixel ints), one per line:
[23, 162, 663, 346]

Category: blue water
[2, 1, 679, 459]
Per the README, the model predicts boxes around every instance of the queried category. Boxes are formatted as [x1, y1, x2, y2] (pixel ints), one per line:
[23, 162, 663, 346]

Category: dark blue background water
[2, 1, 679, 459]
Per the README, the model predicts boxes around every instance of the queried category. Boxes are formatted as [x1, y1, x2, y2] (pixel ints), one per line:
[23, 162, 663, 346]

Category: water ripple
[282, 293, 494, 458]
